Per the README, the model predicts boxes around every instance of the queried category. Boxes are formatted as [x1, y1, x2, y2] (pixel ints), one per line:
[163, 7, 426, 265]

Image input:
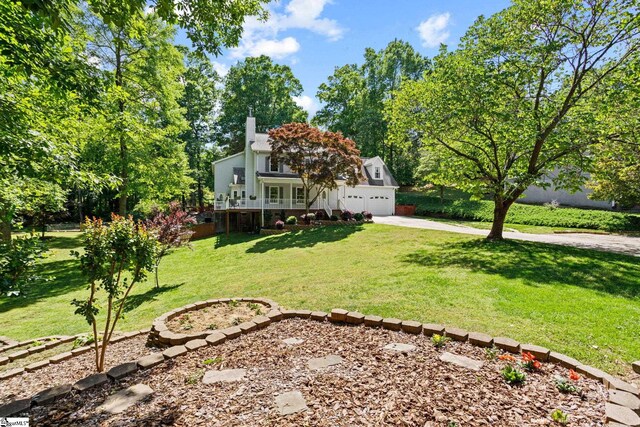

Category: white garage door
[345, 194, 365, 212]
[367, 194, 393, 216]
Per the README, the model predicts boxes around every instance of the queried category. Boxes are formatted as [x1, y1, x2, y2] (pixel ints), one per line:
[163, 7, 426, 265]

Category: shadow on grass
[121, 283, 184, 313]
[246, 226, 363, 253]
[213, 233, 261, 249]
[0, 258, 87, 312]
[402, 238, 640, 298]
[41, 234, 84, 250]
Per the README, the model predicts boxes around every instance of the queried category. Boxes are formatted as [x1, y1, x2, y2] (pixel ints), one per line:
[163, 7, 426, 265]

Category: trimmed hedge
[396, 193, 640, 232]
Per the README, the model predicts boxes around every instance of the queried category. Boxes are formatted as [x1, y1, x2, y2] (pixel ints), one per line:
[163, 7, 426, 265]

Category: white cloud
[231, 0, 344, 60]
[416, 12, 451, 48]
[230, 37, 301, 60]
[211, 61, 229, 77]
[293, 95, 319, 117]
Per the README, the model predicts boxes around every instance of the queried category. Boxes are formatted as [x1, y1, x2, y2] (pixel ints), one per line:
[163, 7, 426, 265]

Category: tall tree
[82, 6, 191, 215]
[387, 0, 640, 240]
[314, 39, 430, 184]
[178, 50, 220, 210]
[218, 55, 308, 153]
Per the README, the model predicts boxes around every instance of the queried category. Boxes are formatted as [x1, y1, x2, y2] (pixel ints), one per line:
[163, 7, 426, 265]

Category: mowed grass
[1, 226, 639, 376]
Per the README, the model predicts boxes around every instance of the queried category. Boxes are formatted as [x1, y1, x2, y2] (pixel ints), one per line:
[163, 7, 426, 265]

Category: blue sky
[175, 0, 511, 117]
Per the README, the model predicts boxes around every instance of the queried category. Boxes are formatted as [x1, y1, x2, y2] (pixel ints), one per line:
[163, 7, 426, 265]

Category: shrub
[0, 234, 47, 297]
[341, 210, 354, 221]
[286, 216, 297, 225]
[330, 214, 339, 221]
[353, 212, 364, 221]
[314, 210, 324, 220]
[275, 220, 284, 230]
[362, 211, 373, 220]
[301, 213, 315, 222]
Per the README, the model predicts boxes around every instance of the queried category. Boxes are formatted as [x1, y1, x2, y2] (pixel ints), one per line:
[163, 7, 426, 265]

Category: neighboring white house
[212, 117, 399, 231]
[521, 169, 612, 210]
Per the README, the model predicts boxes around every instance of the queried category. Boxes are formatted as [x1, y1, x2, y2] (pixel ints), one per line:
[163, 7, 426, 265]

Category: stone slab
[633, 361, 640, 375]
[329, 309, 348, 323]
[202, 368, 247, 384]
[382, 318, 402, 331]
[253, 315, 271, 328]
[220, 326, 242, 339]
[162, 345, 187, 360]
[169, 333, 189, 346]
[73, 373, 109, 391]
[137, 353, 165, 370]
[32, 384, 72, 405]
[0, 367, 24, 380]
[28, 345, 46, 354]
[8, 349, 29, 361]
[605, 376, 640, 396]
[444, 327, 468, 342]
[520, 343, 550, 362]
[280, 309, 297, 319]
[401, 320, 422, 334]
[205, 332, 226, 346]
[71, 346, 92, 356]
[26, 360, 50, 372]
[576, 364, 609, 381]
[493, 337, 520, 353]
[549, 352, 580, 369]
[384, 343, 416, 353]
[346, 312, 365, 324]
[283, 338, 305, 345]
[98, 383, 154, 414]
[49, 351, 73, 364]
[0, 398, 31, 417]
[422, 323, 445, 336]
[294, 309, 312, 319]
[0, 356, 8, 366]
[275, 390, 308, 416]
[238, 321, 257, 334]
[310, 311, 327, 321]
[467, 332, 493, 348]
[364, 315, 383, 327]
[609, 390, 640, 412]
[267, 310, 283, 322]
[439, 352, 484, 371]
[308, 355, 344, 370]
[185, 339, 208, 351]
[605, 402, 640, 426]
[107, 362, 138, 380]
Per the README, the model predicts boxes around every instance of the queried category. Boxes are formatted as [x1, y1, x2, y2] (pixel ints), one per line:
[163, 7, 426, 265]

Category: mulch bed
[0, 336, 158, 406]
[28, 320, 606, 426]
[166, 301, 267, 333]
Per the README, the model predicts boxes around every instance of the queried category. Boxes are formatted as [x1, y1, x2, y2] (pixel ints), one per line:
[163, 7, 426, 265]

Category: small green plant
[484, 346, 498, 360]
[555, 377, 580, 394]
[447, 422, 458, 427]
[202, 356, 223, 365]
[248, 303, 263, 314]
[285, 215, 297, 225]
[182, 323, 193, 330]
[30, 340, 44, 348]
[501, 365, 526, 385]
[231, 317, 242, 326]
[551, 409, 568, 425]
[431, 334, 451, 348]
[229, 299, 239, 308]
[185, 369, 204, 385]
[72, 335, 96, 349]
[207, 323, 217, 330]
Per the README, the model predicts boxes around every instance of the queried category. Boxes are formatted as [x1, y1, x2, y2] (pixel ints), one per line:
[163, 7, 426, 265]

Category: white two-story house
[212, 116, 398, 232]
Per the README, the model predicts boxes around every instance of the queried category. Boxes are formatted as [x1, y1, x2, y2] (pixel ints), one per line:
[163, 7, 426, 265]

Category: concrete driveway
[374, 216, 640, 257]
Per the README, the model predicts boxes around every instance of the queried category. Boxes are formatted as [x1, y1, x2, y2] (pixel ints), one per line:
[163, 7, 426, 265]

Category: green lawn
[1, 226, 639, 377]
[416, 216, 606, 234]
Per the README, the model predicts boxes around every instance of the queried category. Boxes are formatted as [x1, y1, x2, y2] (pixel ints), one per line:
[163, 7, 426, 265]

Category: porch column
[261, 181, 264, 227]
[289, 183, 293, 209]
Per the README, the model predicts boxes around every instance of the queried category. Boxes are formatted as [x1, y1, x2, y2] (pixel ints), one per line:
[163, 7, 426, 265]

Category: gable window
[268, 156, 279, 172]
[374, 166, 381, 179]
[294, 187, 305, 204]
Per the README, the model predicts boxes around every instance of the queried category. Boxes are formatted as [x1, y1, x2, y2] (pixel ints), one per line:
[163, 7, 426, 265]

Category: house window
[269, 156, 279, 172]
[232, 190, 238, 199]
[241, 191, 246, 199]
[268, 186, 282, 202]
[374, 166, 381, 179]
[294, 187, 305, 204]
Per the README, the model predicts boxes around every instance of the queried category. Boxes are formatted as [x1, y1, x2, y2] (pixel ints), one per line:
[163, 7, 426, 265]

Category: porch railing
[214, 198, 325, 211]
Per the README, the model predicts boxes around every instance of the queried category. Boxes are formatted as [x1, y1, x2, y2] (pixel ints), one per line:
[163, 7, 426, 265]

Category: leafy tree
[146, 201, 196, 288]
[268, 123, 363, 213]
[178, 50, 220, 210]
[314, 40, 430, 184]
[218, 55, 308, 153]
[72, 215, 155, 372]
[387, 0, 640, 239]
[0, 234, 47, 297]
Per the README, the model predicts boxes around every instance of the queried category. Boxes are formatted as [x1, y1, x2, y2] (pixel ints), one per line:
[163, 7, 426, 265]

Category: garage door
[367, 194, 393, 216]
[345, 194, 365, 212]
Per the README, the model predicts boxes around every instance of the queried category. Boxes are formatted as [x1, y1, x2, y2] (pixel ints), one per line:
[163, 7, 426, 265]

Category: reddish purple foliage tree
[146, 202, 197, 288]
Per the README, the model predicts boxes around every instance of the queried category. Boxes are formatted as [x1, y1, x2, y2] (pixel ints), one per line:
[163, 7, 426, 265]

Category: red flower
[569, 369, 580, 381]
[521, 352, 536, 363]
[499, 354, 516, 362]
[532, 360, 542, 370]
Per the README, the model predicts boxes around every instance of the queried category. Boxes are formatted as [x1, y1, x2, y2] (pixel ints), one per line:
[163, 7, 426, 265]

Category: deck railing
[214, 198, 325, 211]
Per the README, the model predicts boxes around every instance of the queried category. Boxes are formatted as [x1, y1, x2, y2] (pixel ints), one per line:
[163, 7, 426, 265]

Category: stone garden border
[0, 336, 78, 369]
[1, 300, 638, 426]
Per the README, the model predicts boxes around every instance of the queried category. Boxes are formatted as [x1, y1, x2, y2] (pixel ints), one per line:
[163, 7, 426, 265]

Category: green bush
[397, 193, 640, 232]
[353, 212, 364, 221]
[285, 216, 297, 225]
[0, 235, 47, 296]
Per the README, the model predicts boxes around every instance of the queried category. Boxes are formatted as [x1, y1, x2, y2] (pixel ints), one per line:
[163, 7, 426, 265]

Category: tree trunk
[0, 219, 10, 242]
[487, 199, 513, 240]
[116, 35, 127, 217]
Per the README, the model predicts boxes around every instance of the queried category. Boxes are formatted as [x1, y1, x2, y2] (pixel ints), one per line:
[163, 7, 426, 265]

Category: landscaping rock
[71, 346, 92, 356]
[0, 356, 8, 366]
[346, 312, 365, 324]
[382, 318, 402, 331]
[266, 310, 283, 322]
[605, 402, 640, 426]
[549, 352, 580, 369]
[238, 321, 257, 334]
[282, 337, 305, 345]
[609, 390, 640, 412]
[220, 326, 242, 339]
[28, 345, 46, 354]
[253, 315, 271, 328]
[401, 320, 422, 334]
[8, 349, 29, 361]
[205, 332, 226, 346]
[137, 353, 165, 370]
[185, 339, 208, 351]
[310, 311, 327, 321]
[467, 332, 493, 348]
[576, 364, 608, 381]
[169, 333, 189, 346]
[49, 351, 73, 364]
[364, 315, 383, 327]
[294, 309, 312, 319]
[73, 373, 109, 391]
[0, 398, 31, 417]
[281, 309, 297, 319]
[26, 360, 50, 372]
[158, 330, 175, 344]
[439, 352, 484, 371]
[98, 383, 154, 415]
[444, 327, 468, 342]
[107, 362, 138, 380]
[520, 343, 550, 361]
[633, 361, 640, 374]
[422, 323, 445, 336]
[275, 390, 308, 416]
[493, 337, 520, 353]
[329, 309, 348, 323]
[308, 354, 344, 370]
[384, 343, 416, 353]
[0, 367, 24, 380]
[605, 376, 640, 396]
[32, 384, 72, 405]
[202, 368, 247, 384]
[162, 345, 187, 360]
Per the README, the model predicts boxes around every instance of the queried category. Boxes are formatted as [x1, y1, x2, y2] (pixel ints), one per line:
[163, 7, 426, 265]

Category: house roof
[256, 171, 299, 179]
[360, 157, 399, 187]
[250, 133, 271, 151]
[232, 167, 245, 185]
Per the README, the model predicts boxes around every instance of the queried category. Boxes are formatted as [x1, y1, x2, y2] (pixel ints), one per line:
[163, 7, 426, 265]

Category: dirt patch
[166, 301, 267, 333]
[29, 320, 607, 426]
